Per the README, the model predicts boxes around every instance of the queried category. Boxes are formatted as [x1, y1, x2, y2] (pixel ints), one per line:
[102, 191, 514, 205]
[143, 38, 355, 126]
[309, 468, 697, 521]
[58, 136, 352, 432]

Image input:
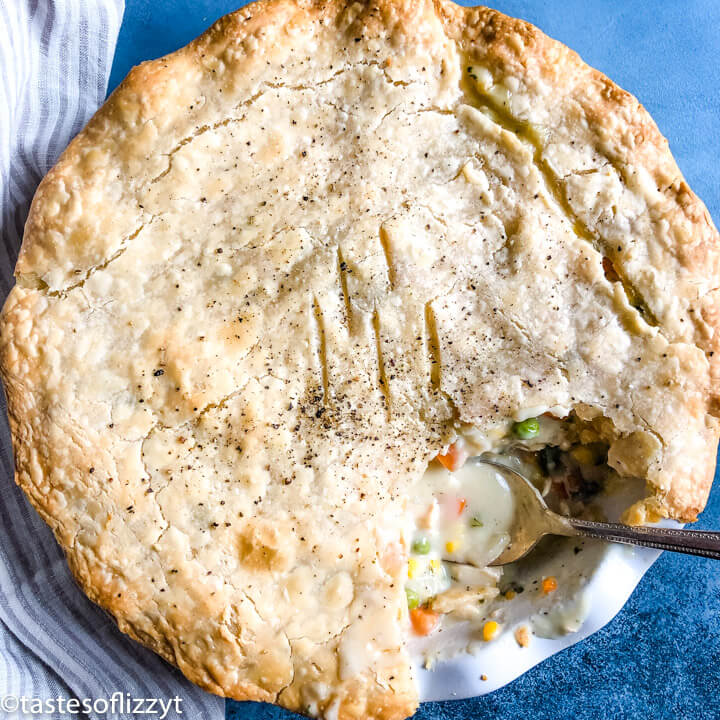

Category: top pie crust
[2, 1, 719, 718]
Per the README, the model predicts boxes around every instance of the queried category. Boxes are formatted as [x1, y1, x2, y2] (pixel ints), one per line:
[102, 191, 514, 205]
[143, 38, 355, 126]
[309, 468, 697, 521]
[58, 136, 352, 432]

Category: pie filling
[405, 412, 620, 649]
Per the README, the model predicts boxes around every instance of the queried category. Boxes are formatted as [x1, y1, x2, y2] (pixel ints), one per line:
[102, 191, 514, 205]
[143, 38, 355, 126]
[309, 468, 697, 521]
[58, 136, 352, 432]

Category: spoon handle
[566, 517, 720, 560]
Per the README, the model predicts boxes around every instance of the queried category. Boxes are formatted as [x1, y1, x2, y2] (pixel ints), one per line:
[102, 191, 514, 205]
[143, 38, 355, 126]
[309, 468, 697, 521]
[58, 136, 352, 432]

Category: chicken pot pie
[1, 0, 719, 717]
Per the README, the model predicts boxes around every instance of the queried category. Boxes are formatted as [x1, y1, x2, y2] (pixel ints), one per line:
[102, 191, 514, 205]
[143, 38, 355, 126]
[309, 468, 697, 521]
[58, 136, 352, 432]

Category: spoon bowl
[480, 460, 576, 565]
[473, 459, 720, 566]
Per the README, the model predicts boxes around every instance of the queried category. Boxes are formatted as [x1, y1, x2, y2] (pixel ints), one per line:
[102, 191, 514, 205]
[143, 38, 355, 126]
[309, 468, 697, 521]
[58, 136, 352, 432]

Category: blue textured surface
[110, 2, 720, 718]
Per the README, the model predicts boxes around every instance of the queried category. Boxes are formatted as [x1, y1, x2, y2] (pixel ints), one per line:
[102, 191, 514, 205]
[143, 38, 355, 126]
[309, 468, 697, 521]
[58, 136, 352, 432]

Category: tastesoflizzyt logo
[0, 692, 182, 718]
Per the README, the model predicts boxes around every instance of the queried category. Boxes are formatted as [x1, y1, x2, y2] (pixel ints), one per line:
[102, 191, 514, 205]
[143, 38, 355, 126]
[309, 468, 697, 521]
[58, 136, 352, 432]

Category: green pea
[412, 535, 431, 555]
[405, 587, 420, 610]
[512, 417, 540, 440]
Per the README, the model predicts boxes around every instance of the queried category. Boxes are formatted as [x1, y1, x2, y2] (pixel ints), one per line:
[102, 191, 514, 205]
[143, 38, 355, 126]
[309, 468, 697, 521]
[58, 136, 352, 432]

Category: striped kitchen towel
[0, 2, 225, 718]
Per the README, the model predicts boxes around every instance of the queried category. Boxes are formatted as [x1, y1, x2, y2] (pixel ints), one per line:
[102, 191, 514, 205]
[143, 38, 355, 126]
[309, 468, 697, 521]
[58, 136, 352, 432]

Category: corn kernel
[482, 620, 500, 642]
[445, 540, 458, 553]
[504, 589, 516, 600]
[408, 558, 419, 578]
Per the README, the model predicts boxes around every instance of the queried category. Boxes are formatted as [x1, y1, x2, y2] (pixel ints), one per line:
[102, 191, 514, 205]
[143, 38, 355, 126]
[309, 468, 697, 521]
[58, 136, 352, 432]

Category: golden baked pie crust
[2, 1, 719, 718]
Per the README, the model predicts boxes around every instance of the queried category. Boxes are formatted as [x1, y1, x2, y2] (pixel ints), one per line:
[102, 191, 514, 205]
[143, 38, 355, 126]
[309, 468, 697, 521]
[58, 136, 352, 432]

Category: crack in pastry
[1, 1, 719, 719]
[462, 63, 661, 328]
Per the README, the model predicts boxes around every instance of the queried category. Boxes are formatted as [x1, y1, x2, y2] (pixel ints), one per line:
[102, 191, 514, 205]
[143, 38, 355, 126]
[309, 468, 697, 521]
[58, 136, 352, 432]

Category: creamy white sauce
[406, 460, 515, 605]
[530, 589, 592, 637]
[407, 419, 641, 675]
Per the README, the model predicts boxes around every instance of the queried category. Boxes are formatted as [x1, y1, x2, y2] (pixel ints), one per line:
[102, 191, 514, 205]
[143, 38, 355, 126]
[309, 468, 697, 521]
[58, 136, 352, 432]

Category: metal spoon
[475, 460, 720, 566]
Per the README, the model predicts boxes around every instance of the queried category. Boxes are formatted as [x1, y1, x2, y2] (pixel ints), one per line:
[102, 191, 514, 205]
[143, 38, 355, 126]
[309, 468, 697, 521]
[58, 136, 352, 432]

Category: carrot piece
[541, 576, 558, 594]
[455, 497, 467, 516]
[436, 453, 454, 471]
[410, 607, 440, 636]
[436, 442, 468, 472]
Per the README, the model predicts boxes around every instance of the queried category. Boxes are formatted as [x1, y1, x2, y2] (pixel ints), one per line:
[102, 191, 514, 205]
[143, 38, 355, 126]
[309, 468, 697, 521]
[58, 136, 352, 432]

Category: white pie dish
[414, 479, 667, 701]
[417, 542, 661, 700]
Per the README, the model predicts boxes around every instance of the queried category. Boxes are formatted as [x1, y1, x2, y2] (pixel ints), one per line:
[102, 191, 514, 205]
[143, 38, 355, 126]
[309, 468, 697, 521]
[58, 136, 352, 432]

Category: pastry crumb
[514, 625, 531, 648]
